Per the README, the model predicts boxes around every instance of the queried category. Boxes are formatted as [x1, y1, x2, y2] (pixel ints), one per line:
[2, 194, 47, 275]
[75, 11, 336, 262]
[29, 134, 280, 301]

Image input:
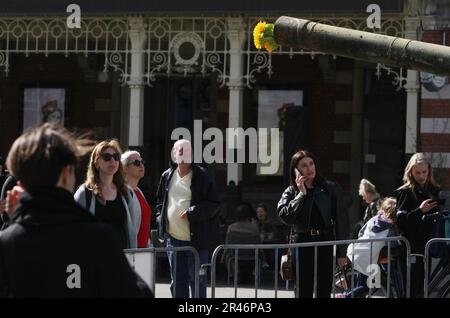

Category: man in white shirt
[156, 139, 220, 298]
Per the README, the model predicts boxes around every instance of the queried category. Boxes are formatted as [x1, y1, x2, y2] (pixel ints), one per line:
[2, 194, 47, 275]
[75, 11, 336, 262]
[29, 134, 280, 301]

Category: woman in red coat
[122, 150, 152, 248]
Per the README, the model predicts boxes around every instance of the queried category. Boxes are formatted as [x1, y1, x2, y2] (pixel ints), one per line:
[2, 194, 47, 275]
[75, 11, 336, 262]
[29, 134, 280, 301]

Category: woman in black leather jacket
[395, 152, 442, 297]
[277, 150, 349, 298]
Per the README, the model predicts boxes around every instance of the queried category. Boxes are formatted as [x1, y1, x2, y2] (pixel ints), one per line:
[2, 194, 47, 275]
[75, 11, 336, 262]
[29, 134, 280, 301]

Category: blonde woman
[0, 124, 150, 297]
[74, 140, 141, 249]
[396, 152, 442, 297]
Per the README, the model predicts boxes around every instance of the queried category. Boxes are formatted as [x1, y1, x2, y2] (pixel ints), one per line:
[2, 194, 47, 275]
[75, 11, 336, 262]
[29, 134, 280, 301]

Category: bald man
[156, 140, 220, 298]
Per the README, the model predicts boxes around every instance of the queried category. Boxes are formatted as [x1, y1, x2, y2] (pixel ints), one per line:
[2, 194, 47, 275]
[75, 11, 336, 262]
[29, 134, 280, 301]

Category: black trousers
[410, 260, 425, 297]
[398, 246, 427, 298]
[295, 234, 334, 298]
[399, 253, 425, 298]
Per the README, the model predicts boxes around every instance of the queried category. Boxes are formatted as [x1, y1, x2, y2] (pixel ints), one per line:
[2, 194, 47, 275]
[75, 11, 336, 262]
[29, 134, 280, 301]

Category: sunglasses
[128, 159, 145, 167]
[100, 153, 120, 162]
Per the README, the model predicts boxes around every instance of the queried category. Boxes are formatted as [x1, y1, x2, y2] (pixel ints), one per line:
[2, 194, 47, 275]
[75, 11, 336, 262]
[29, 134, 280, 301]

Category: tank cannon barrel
[273, 16, 450, 76]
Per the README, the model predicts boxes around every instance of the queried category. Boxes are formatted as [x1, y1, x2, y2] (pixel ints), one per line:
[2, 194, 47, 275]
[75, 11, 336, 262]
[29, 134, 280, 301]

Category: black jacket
[395, 184, 441, 254]
[362, 199, 380, 225]
[156, 164, 221, 250]
[0, 187, 151, 298]
[277, 178, 349, 256]
[0, 176, 17, 231]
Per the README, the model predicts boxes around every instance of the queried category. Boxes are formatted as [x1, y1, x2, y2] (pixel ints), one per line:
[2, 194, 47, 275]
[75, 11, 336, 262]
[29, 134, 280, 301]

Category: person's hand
[337, 257, 348, 267]
[5, 185, 24, 216]
[180, 210, 188, 219]
[419, 199, 437, 213]
[296, 175, 307, 195]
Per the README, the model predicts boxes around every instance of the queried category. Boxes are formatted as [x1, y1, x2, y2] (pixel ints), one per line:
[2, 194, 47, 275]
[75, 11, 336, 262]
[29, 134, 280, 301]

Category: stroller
[335, 246, 405, 298]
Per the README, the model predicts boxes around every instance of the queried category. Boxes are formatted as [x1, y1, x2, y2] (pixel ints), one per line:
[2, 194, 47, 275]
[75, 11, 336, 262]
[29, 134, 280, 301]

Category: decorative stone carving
[170, 32, 204, 75]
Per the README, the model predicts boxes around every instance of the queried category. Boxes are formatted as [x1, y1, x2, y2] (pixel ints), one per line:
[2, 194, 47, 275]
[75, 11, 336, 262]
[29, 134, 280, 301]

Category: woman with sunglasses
[122, 150, 152, 248]
[74, 140, 141, 249]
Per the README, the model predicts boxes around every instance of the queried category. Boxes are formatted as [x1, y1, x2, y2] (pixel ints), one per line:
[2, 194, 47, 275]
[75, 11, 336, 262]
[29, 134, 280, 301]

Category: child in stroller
[336, 197, 403, 298]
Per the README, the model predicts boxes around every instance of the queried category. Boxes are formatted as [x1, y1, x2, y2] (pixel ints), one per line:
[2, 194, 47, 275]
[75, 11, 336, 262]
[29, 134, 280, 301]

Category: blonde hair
[85, 139, 129, 204]
[358, 178, 380, 199]
[399, 153, 439, 190]
[378, 197, 397, 223]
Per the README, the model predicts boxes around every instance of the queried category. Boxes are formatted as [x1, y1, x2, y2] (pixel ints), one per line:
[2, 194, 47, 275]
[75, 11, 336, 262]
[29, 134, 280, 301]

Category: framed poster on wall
[22, 87, 66, 131]
[257, 89, 303, 176]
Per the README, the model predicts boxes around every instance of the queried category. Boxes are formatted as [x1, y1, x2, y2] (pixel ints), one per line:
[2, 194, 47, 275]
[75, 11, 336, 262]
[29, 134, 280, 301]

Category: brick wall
[420, 30, 450, 191]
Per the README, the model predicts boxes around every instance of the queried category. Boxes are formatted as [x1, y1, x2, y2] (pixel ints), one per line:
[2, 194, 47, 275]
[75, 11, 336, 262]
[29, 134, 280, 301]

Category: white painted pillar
[127, 17, 147, 147]
[404, 70, 419, 154]
[226, 17, 246, 185]
[403, 17, 421, 154]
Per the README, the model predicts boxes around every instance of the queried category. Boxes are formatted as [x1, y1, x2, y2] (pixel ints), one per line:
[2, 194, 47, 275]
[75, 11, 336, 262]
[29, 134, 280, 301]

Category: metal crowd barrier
[424, 238, 450, 298]
[210, 236, 411, 298]
[124, 246, 201, 298]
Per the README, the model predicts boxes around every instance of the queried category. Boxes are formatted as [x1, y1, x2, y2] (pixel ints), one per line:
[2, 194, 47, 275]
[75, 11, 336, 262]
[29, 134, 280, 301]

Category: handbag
[280, 226, 295, 281]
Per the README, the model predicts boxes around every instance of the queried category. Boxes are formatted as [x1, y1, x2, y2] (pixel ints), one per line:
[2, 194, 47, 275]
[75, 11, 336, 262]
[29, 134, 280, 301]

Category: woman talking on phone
[395, 152, 442, 297]
[277, 150, 349, 298]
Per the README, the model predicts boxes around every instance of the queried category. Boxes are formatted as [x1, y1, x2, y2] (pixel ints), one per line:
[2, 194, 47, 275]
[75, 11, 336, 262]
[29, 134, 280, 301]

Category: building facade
[0, 0, 448, 225]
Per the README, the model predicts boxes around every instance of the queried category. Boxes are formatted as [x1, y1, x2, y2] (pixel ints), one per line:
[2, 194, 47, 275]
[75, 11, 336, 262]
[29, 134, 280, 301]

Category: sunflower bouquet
[253, 21, 279, 53]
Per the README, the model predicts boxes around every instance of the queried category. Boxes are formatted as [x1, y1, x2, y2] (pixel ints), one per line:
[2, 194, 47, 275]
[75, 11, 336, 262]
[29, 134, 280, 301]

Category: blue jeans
[166, 236, 208, 298]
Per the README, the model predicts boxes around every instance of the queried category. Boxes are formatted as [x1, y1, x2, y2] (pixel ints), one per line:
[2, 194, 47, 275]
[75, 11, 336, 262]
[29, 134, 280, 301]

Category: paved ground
[155, 283, 295, 298]
[141, 260, 387, 298]
[153, 277, 390, 298]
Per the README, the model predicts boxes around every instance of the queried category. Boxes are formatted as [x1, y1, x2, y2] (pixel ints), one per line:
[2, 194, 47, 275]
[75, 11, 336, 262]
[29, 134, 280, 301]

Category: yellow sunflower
[253, 21, 266, 50]
[253, 21, 279, 53]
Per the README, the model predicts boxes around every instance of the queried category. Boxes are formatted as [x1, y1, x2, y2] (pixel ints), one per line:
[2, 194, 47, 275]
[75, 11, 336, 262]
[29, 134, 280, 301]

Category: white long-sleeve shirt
[167, 170, 192, 241]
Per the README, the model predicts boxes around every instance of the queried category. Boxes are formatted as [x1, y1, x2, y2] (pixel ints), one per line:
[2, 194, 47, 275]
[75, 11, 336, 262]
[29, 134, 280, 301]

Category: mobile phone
[294, 168, 301, 178]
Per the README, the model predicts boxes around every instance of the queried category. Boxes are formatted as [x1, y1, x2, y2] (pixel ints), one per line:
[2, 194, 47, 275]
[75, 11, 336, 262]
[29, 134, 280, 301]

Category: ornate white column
[403, 16, 421, 154]
[226, 17, 246, 185]
[127, 17, 147, 147]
